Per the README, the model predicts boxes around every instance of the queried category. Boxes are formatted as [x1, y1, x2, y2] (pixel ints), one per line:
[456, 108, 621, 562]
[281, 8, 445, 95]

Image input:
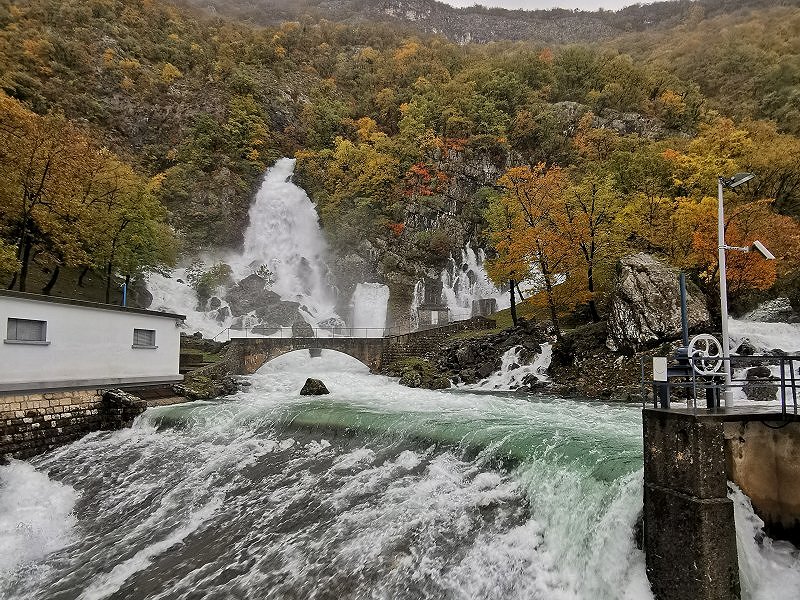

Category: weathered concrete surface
[643, 409, 740, 600]
[725, 421, 800, 543]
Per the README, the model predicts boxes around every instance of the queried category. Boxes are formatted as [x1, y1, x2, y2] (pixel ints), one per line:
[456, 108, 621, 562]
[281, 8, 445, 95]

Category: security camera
[750, 240, 775, 260]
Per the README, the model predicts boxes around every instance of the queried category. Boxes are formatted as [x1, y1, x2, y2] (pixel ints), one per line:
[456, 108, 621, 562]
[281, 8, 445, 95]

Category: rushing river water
[2, 351, 799, 600]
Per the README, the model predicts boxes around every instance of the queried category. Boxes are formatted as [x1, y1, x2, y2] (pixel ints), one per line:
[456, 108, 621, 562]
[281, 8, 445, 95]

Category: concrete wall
[0, 293, 183, 392]
[725, 421, 800, 543]
[642, 409, 740, 600]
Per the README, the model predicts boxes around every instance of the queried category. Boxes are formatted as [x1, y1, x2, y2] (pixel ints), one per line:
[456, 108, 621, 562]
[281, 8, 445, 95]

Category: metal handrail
[209, 325, 415, 342]
[641, 354, 800, 415]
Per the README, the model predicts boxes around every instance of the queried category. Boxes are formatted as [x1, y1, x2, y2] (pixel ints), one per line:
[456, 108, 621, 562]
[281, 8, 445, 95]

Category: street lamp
[717, 172, 773, 407]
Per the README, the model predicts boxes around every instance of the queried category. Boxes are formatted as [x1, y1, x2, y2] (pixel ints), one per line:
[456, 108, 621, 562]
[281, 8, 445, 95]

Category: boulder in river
[300, 378, 329, 395]
[606, 253, 711, 353]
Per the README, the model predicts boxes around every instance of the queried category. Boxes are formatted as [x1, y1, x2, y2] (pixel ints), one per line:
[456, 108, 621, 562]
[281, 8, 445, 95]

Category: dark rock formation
[606, 253, 711, 353]
[225, 274, 281, 316]
[300, 378, 330, 395]
[743, 366, 778, 402]
[386, 358, 451, 390]
[292, 319, 315, 338]
[173, 375, 242, 400]
[744, 297, 798, 323]
[100, 389, 147, 429]
[255, 301, 302, 327]
[549, 321, 644, 400]
[437, 318, 544, 385]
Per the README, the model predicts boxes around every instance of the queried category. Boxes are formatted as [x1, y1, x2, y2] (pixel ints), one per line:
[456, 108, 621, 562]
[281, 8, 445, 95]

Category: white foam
[731, 483, 800, 600]
[471, 343, 553, 391]
[0, 460, 78, 574]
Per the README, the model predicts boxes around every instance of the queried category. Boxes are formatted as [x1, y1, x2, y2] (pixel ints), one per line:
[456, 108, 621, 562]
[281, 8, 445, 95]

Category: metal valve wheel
[687, 334, 724, 376]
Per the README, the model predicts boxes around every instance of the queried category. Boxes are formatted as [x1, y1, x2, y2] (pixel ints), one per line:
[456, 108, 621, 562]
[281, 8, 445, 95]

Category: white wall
[0, 295, 183, 390]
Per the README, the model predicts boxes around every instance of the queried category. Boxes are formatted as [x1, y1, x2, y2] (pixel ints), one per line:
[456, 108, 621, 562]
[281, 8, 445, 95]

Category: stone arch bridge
[222, 318, 495, 375]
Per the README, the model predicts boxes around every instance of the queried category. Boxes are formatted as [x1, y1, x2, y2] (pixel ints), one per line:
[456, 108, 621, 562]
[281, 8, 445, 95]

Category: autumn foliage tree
[0, 93, 176, 298]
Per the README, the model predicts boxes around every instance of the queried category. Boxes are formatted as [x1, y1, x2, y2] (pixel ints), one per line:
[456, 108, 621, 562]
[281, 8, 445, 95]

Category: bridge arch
[254, 348, 373, 374]
[229, 337, 389, 375]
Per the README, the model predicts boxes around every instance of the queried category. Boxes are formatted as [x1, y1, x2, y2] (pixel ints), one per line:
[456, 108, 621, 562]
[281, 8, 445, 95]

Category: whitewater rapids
[1, 351, 798, 599]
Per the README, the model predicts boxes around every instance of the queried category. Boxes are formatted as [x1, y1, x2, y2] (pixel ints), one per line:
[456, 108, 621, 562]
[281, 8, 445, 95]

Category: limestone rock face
[606, 253, 711, 352]
[300, 378, 329, 395]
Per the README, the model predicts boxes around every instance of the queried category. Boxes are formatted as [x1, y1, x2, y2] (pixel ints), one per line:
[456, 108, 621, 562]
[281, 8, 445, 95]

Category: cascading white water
[441, 244, 509, 321]
[409, 281, 424, 331]
[351, 283, 390, 337]
[236, 158, 336, 317]
[3, 354, 797, 599]
[147, 158, 339, 337]
[472, 344, 553, 391]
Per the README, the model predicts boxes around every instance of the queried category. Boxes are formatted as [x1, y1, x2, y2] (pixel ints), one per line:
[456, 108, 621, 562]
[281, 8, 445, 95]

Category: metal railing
[641, 354, 799, 416]
[211, 325, 415, 342]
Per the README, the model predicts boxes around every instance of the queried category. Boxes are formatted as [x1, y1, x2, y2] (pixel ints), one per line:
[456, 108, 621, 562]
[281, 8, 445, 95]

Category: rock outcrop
[606, 253, 711, 353]
[300, 378, 330, 395]
[437, 318, 544, 385]
[225, 274, 281, 316]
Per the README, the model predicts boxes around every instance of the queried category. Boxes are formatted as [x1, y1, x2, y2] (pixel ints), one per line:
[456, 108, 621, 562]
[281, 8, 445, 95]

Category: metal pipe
[718, 178, 734, 407]
[679, 272, 689, 347]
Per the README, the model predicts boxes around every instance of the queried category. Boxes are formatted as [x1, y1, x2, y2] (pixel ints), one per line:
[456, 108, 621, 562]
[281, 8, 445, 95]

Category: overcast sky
[443, 1, 642, 10]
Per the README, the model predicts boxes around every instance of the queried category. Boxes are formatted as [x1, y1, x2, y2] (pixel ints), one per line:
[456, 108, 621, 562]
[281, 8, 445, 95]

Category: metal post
[122, 283, 127, 307]
[718, 178, 734, 407]
[679, 272, 689, 347]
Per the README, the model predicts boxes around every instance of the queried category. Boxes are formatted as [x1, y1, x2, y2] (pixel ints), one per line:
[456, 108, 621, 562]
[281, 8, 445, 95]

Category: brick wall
[1, 390, 104, 459]
[0, 387, 184, 460]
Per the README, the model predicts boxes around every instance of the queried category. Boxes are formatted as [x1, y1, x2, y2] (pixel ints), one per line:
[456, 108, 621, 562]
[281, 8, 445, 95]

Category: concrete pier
[643, 407, 800, 600]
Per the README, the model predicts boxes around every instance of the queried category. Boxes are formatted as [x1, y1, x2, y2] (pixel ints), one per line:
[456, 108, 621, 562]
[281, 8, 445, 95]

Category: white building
[0, 290, 185, 394]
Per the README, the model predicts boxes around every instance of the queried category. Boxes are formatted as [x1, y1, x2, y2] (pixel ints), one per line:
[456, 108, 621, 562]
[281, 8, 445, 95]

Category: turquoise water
[0, 350, 795, 599]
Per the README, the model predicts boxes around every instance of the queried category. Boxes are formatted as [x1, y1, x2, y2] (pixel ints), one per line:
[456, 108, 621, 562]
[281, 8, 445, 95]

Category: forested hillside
[1, 0, 798, 321]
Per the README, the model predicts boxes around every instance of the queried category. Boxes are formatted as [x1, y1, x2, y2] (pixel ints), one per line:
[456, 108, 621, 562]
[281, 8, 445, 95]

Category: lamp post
[717, 172, 754, 407]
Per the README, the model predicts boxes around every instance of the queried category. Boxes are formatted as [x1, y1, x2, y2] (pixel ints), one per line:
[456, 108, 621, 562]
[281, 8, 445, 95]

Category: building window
[5, 318, 49, 344]
[132, 328, 157, 348]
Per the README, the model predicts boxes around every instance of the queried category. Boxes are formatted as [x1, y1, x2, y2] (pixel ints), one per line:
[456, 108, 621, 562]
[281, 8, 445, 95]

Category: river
[2, 350, 798, 600]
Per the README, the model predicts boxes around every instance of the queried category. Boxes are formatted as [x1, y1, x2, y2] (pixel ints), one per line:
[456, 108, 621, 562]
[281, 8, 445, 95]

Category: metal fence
[211, 325, 415, 341]
[641, 354, 800, 415]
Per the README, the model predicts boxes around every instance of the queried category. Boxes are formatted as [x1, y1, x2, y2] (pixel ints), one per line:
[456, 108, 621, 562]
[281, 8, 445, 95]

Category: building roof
[0, 289, 186, 320]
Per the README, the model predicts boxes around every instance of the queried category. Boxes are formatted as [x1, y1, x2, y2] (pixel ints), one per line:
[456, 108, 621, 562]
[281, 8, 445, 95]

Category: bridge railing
[212, 325, 413, 341]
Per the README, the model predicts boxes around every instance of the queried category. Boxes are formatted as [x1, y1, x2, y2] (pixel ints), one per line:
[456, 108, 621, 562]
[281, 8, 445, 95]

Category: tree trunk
[77, 266, 90, 287]
[105, 261, 113, 303]
[18, 238, 33, 293]
[539, 258, 563, 343]
[509, 278, 518, 326]
[587, 264, 601, 322]
[7, 272, 17, 290]
[42, 264, 61, 295]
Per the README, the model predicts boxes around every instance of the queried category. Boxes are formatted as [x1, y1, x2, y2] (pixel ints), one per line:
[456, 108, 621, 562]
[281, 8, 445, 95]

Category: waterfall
[235, 158, 336, 318]
[441, 244, 509, 321]
[148, 158, 339, 337]
[351, 283, 390, 338]
[410, 280, 423, 331]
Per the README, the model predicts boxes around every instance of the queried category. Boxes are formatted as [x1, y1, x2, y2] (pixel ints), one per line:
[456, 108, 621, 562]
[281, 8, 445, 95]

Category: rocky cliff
[186, 0, 783, 44]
